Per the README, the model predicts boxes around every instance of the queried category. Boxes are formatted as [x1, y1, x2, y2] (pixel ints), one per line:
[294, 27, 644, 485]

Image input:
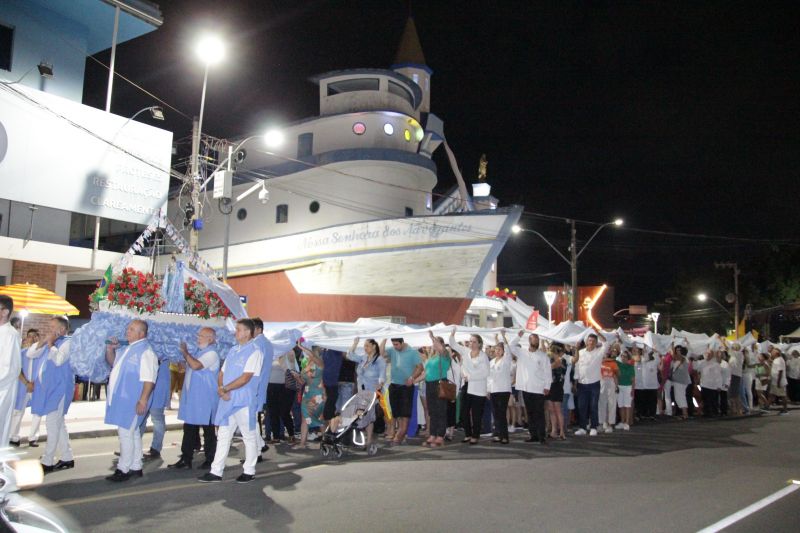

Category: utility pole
[570, 219, 578, 321]
[189, 117, 201, 251]
[716, 262, 740, 333]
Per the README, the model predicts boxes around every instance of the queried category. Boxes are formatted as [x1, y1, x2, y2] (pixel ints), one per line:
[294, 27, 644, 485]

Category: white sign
[0, 84, 172, 225]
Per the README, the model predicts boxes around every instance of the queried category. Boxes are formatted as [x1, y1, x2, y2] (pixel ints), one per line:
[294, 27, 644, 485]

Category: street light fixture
[543, 290, 557, 326]
[650, 311, 660, 334]
[513, 218, 623, 321]
[189, 34, 226, 251]
[696, 293, 733, 318]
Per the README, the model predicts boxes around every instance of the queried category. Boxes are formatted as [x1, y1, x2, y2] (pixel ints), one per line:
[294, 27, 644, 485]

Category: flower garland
[89, 268, 164, 314]
[486, 287, 517, 300]
[184, 278, 232, 319]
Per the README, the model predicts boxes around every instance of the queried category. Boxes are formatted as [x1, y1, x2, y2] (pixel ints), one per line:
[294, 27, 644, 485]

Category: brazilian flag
[92, 265, 114, 302]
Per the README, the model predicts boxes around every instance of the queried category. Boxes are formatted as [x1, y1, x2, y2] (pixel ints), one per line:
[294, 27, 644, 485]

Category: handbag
[285, 368, 301, 391]
[437, 354, 457, 402]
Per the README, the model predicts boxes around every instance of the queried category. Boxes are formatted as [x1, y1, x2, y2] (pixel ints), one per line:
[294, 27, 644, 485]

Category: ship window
[405, 207, 413, 217]
[352, 122, 366, 135]
[383, 123, 394, 135]
[309, 201, 320, 213]
[236, 208, 247, 221]
[404, 129, 411, 142]
[0, 24, 13, 71]
[388, 80, 413, 106]
[327, 78, 379, 96]
[276, 204, 288, 223]
[412, 73, 419, 84]
[297, 133, 313, 158]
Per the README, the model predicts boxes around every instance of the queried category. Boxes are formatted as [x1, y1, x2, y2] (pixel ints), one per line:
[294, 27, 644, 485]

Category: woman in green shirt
[423, 331, 452, 448]
[616, 351, 636, 430]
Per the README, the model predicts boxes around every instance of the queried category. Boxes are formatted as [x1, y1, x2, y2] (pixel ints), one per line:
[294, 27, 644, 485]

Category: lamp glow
[697, 293, 707, 302]
[614, 218, 624, 226]
[196, 35, 225, 66]
[263, 129, 285, 148]
[511, 224, 521, 234]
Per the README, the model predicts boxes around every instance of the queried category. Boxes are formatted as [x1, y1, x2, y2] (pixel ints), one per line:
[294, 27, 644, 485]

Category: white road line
[697, 481, 800, 533]
[73, 452, 115, 459]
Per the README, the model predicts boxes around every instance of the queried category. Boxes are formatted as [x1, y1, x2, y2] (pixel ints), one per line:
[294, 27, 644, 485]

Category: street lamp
[513, 218, 623, 321]
[650, 311, 660, 334]
[203, 130, 285, 282]
[543, 290, 557, 326]
[19, 309, 29, 332]
[696, 293, 733, 317]
[189, 34, 226, 251]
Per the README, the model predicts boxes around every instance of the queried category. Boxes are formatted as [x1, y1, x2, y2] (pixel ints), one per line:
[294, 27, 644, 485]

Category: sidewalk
[16, 398, 183, 442]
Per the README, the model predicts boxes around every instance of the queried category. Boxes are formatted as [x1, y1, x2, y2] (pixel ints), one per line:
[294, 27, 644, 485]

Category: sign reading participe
[0, 84, 172, 225]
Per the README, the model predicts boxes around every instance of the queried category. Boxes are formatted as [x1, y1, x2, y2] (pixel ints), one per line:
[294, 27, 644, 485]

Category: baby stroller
[320, 390, 379, 459]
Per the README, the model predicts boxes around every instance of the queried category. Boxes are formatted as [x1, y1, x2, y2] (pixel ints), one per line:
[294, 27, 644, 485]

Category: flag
[526, 310, 539, 330]
[92, 265, 113, 302]
[378, 390, 392, 422]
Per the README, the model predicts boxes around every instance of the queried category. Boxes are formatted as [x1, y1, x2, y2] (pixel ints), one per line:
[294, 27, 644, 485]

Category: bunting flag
[116, 214, 217, 279]
[525, 309, 539, 330]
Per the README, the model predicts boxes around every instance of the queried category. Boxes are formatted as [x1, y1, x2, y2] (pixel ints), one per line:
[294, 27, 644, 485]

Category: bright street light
[697, 293, 707, 302]
[512, 218, 624, 321]
[650, 311, 660, 334]
[543, 290, 557, 326]
[264, 129, 285, 148]
[696, 292, 733, 318]
[196, 35, 225, 65]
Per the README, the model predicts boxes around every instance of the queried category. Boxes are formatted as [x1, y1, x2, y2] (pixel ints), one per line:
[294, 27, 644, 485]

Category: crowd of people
[2, 292, 799, 486]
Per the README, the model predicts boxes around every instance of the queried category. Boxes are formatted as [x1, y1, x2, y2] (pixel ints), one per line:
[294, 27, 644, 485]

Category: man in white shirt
[740, 347, 757, 413]
[199, 319, 263, 484]
[104, 319, 158, 482]
[0, 295, 21, 448]
[31, 316, 75, 472]
[768, 348, 788, 414]
[694, 351, 722, 417]
[727, 345, 744, 415]
[572, 333, 609, 436]
[506, 331, 551, 444]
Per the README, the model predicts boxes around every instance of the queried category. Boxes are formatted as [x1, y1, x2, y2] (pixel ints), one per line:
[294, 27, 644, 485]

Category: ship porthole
[383, 123, 394, 135]
[353, 122, 366, 135]
[237, 208, 247, 221]
[309, 201, 320, 213]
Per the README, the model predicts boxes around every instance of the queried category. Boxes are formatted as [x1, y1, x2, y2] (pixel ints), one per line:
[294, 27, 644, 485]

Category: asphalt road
[12, 411, 800, 533]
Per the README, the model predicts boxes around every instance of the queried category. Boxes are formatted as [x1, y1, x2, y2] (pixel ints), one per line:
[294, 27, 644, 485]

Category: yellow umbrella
[0, 283, 79, 316]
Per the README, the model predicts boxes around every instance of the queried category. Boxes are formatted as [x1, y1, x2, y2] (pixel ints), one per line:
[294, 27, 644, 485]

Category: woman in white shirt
[768, 348, 788, 414]
[489, 336, 513, 444]
[450, 327, 490, 445]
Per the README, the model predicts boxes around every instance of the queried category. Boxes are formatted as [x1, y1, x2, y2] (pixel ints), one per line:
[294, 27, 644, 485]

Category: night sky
[83, 0, 800, 314]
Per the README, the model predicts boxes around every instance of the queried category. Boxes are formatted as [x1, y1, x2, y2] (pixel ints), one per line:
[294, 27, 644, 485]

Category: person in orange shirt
[599, 344, 620, 433]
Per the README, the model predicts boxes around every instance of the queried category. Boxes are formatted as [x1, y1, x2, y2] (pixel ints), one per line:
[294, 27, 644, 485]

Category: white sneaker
[574, 429, 587, 436]
[602, 423, 609, 431]
[614, 422, 625, 429]
[589, 428, 598, 436]
[623, 424, 630, 430]
[604, 426, 613, 433]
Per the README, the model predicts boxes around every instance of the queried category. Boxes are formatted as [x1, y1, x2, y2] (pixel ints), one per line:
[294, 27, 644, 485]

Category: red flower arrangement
[183, 278, 232, 319]
[89, 268, 164, 314]
[485, 287, 517, 300]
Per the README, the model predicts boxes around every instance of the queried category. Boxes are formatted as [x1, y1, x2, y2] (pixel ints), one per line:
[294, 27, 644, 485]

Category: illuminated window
[412, 73, 419, 84]
[352, 122, 366, 135]
[415, 128, 424, 142]
[404, 129, 411, 142]
[0, 24, 12, 71]
[383, 123, 394, 135]
[276, 204, 288, 223]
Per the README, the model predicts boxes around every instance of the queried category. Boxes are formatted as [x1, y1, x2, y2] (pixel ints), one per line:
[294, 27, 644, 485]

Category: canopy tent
[0, 283, 80, 327]
[780, 326, 800, 342]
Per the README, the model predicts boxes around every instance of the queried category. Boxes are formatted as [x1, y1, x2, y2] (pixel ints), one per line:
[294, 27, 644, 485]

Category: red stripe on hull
[228, 271, 471, 324]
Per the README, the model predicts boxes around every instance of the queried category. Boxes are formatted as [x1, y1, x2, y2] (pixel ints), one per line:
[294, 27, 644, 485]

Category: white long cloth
[0, 322, 21, 446]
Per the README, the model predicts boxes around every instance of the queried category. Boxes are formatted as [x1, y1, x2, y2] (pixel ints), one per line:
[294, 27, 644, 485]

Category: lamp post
[189, 35, 225, 252]
[512, 218, 623, 321]
[697, 293, 733, 321]
[715, 262, 740, 334]
[650, 311, 660, 334]
[543, 290, 557, 326]
[209, 130, 285, 282]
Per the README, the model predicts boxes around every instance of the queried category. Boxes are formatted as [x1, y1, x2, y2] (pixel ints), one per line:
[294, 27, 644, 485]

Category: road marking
[73, 452, 114, 459]
[697, 481, 800, 533]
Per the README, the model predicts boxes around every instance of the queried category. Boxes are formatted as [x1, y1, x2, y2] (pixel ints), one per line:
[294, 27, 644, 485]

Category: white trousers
[742, 373, 754, 411]
[598, 379, 617, 425]
[10, 406, 42, 442]
[663, 380, 674, 415]
[41, 399, 73, 466]
[117, 417, 143, 473]
[671, 382, 688, 409]
[211, 407, 257, 477]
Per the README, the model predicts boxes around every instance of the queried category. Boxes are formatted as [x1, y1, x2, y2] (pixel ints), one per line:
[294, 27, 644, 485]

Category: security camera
[258, 185, 269, 204]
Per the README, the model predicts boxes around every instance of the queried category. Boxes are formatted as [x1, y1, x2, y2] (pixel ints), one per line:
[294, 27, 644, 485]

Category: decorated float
[70, 218, 246, 383]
